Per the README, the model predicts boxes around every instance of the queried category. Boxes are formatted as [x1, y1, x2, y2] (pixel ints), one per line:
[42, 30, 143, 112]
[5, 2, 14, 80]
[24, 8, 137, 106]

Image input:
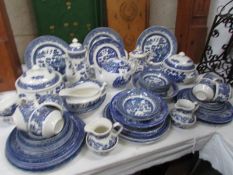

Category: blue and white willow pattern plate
[88, 38, 126, 70]
[5, 112, 85, 171]
[136, 25, 177, 63]
[113, 88, 163, 121]
[83, 27, 124, 50]
[24, 35, 69, 75]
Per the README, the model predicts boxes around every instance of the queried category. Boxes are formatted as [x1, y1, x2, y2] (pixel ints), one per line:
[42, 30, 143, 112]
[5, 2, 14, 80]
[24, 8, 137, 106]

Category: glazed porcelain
[136, 25, 177, 64]
[66, 38, 88, 82]
[62, 80, 107, 113]
[192, 78, 216, 101]
[12, 95, 63, 138]
[214, 82, 232, 102]
[0, 93, 18, 116]
[85, 118, 123, 153]
[83, 27, 124, 50]
[24, 35, 69, 75]
[5, 112, 85, 171]
[162, 52, 198, 83]
[129, 48, 149, 72]
[93, 57, 136, 88]
[170, 99, 198, 128]
[196, 72, 224, 83]
[15, 65, 64, 100]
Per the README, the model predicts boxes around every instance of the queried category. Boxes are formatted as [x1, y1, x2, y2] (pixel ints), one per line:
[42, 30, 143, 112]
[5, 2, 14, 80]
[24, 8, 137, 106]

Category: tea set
[1, 26, 232, 171]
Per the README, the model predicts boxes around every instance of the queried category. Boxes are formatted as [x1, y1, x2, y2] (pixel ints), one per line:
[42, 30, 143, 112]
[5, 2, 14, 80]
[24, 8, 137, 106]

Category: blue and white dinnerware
[15, 65, 64, 101]
[0, 93, 18, 117]
[197, 72, 224, 83]
[85, 118, 122, 154]
[113, 88, 163, 121]
[24, 35, 69, 75]
[5, 112, 85, 171]
[104, 104, 170, 144]
[88, 38, 126, 69]
[83, 27, 124, 50]
[177, 88, 233, 124]
[136, 25, 177, 65]
[62, 80, 107, 114]
[213, 82, 232, 102]
[162, 52, 198, 83]
[129, 48, 149, 72]
[66, 38, 88, 82]
[110, 88, 169, 128]
[170, 99, 198, 129]
[192, 78, 216, 101]
[93, 57, 135, 88]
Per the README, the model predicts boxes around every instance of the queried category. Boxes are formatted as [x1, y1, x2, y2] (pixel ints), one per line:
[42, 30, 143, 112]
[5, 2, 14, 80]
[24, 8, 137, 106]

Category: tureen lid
[102, 58, 130, 73]
[164, 52, 195, 70]
[68, 38, 86, 53]
[129, 47, 149, 59]
[16, 65, 61, 90]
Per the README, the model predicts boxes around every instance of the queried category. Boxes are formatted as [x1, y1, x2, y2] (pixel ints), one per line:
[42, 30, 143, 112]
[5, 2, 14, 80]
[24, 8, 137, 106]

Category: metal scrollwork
[197, 0, 233, 85]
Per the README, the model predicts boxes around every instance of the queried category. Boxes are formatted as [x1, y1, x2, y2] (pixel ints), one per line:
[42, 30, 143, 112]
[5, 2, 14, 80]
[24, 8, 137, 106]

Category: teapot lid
[164, 52, 195, 70]
[68, 38, 85, 53]
[16, 65, 61, 90]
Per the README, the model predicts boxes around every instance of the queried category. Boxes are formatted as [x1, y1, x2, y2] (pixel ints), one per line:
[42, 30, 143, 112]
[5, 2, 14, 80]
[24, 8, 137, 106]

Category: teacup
[28, 106, 64, 138]
[213, 82, 232, 102]
[196, 72, 224, 83]
[12, 95, 64, 138]
[192, 78, 216, 101]
[85, 118, 123, 153]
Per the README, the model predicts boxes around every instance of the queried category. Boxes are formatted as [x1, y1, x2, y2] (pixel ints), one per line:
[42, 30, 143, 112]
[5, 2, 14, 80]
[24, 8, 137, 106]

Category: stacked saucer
[5, 112, 85, 171]
[104, 88, 170, 144]
[132, 69, 178, 100]
[177, 88, 233, 124]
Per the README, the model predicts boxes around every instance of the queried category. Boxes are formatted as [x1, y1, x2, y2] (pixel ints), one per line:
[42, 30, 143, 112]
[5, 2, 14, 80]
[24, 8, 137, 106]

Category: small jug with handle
[85, 118, 123, 153]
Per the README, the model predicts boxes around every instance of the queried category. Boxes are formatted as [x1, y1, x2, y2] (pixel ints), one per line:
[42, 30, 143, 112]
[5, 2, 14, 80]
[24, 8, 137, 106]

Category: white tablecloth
[0, 88, 232, 175]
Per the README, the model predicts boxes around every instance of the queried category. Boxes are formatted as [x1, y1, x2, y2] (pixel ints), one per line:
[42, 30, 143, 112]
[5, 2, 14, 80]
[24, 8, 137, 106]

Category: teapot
[92, 57, 136, 88]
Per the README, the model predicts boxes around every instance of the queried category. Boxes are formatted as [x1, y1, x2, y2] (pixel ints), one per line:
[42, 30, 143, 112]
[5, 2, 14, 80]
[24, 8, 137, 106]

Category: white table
[0, 88, 231, 175]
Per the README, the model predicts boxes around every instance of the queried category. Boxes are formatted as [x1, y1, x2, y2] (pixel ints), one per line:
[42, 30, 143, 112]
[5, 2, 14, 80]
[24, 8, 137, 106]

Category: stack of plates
[177, 88, 233, 124]
[5, 112, 85, 171]
[104, 88, 170, 144]
[132, 70, 178, 100]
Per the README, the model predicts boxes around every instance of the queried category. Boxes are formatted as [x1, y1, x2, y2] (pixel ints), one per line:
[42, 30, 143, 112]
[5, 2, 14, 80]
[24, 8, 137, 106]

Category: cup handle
[112, 122, 123, 137]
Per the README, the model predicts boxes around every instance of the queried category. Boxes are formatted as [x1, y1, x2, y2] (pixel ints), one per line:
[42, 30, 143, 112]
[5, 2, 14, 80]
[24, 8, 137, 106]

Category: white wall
[4, 0, 37, 63]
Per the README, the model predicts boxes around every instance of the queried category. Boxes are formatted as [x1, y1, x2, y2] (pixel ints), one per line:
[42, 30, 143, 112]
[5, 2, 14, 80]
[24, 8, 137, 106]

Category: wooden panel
[186, 26, 208, 63]
[175, 0, 210, 63]
[106, 0, 149, 51]
[0, 0, 22, 91]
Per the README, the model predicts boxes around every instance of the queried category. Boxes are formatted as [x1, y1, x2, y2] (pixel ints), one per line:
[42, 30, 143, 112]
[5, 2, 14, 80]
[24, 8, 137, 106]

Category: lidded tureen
[15, 65, 64, 100]
[162, 52, 198, 83]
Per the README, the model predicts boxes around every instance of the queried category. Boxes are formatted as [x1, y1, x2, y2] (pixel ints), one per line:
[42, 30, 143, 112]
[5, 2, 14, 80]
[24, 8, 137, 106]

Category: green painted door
[32, 0, 106, 43]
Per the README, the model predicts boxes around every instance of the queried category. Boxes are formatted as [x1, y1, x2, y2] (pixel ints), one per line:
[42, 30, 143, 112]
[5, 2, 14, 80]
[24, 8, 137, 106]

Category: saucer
[5, 112, 85, 171]
[86, 134, 118, 154]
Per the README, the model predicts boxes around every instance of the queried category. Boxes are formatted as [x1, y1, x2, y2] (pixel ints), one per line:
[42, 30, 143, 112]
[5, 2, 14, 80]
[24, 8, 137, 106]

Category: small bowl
[0, 93, 18, 116]
[170, 110, 196, 129]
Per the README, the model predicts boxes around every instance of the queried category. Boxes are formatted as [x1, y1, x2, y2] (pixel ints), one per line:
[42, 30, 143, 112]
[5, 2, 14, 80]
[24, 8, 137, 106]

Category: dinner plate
[83, 27, 124, 50]
[88, 38, 126, 69]
[5, 112, 85, 171]
[113, 88, 163, 121]
[104, 104, 170, 144]
[136, 25, 177, 63]
[24, 35, 69, 75]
